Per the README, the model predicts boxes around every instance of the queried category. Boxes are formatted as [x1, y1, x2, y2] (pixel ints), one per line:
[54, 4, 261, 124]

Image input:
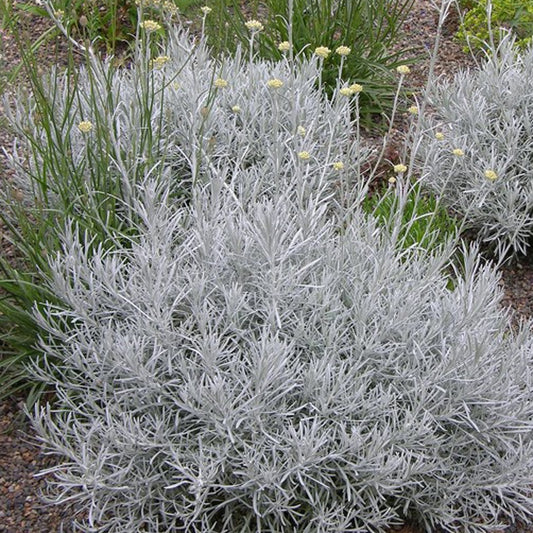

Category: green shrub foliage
[457, 0, 533, 51]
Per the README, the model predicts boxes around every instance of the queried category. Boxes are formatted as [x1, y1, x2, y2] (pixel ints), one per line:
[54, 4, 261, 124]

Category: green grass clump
[363, 182, 458, 254]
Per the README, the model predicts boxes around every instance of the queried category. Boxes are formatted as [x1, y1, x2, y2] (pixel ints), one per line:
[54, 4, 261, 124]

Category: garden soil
[1, 1, 533, 531]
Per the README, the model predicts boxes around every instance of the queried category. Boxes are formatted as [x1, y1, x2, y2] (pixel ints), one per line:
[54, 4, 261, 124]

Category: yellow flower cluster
[297, 126, 306, 136]
[214, 78, 228, 88]
[314, 46, 331, 59]
[140, 20, 161, 32]
[393, 163, 407, 174]
[335, 45, 351, 56]
[333, 161, 344, 171]
[408, 105, 418, 115]
[298, 151, 311, 161]
[278, 41, 291, 52]
[231, 105, 241, 113]
[484, 169, 498, 181]
[435, 132, 444, 140]
[78, 121, 93, 133]
[245, 19, 264, 32]
[452, 148, 464, 157]
[200, 6, 212, 15]
[150, 55, 170, 69]
[267, 78, 284, 89]
[162, 1, 178, 16]
[339, 83, 363, 97]
[396, 65, 411, 75]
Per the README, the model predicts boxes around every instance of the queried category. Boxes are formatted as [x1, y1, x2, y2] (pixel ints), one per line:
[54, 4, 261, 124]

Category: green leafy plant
[203, 0, 416, 122]
[457, 0, 533, 51]
[363, 182, 458, 253]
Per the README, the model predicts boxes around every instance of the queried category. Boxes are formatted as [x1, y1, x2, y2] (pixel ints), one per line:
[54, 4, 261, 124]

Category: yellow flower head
[452, 148, 464, 157]
[278, 41, 291, 52]
[333, 161, 344, 171]
[393, 163, 407, 174]
[200, 6, 212, 15]
[349, 83, 363, 93]
[335, 45, 351, 56]
[267, 78, 284, 89]
[388, 176, 397, 184]
[339, 87, 353, 97]
[435, 132, 444, 140]
[298, 151, 311, 161]
[231, 105, 241, 113]
[214, 77, 228, 88]
[140, 19, 162, 32]
[297, 126, 306, 136]
[163, 1, 179, 16]
[245, 19, 264, 32]
[484, 169, 498, 181]
[54, 10, 64, 19]
[150, 55, 170, 69]
[314, 46, 331, 59]
[396, 64, 411, 75]
[408, 105, 418, 115]
[78, 120, 93, 133]
[171, 82, 180, 90]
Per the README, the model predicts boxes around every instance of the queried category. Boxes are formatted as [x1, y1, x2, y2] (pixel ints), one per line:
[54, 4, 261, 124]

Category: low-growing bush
[28, 174, 533, 532]
[3, 13, 533, 533]
[416, 36, 533, 257]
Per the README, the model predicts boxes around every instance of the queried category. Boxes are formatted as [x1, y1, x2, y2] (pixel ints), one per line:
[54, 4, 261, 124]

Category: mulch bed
[1, 1, 533, 531]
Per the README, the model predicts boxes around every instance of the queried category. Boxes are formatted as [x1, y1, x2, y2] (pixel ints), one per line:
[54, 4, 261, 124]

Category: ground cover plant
[2, 1, 533, 532]
[29, 173, 533, 532]
[416, 35, 533, 257]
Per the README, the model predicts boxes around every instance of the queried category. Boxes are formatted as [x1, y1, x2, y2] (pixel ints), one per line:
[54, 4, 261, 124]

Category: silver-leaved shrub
[4, 23, 533, 533]
[416, 37, 533, 257]
[3, 30, 363, 212]
[29, 171, 533, 531]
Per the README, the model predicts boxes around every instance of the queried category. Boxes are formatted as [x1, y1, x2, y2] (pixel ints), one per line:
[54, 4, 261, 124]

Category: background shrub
[457, 0, 533, 51]
[416, 37, 533, 257]
[204, 0, 416, 122]
[7, 0, 184, 56]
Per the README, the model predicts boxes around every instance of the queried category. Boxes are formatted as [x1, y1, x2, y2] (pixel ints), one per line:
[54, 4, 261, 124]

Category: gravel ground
[1, 1, 533, 532]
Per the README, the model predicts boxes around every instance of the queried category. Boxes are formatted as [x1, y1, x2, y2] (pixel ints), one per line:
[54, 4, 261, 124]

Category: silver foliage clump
[30, 174, 533, 532]
[416, 37, 533, 257]
[3, 29, 362, 210]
